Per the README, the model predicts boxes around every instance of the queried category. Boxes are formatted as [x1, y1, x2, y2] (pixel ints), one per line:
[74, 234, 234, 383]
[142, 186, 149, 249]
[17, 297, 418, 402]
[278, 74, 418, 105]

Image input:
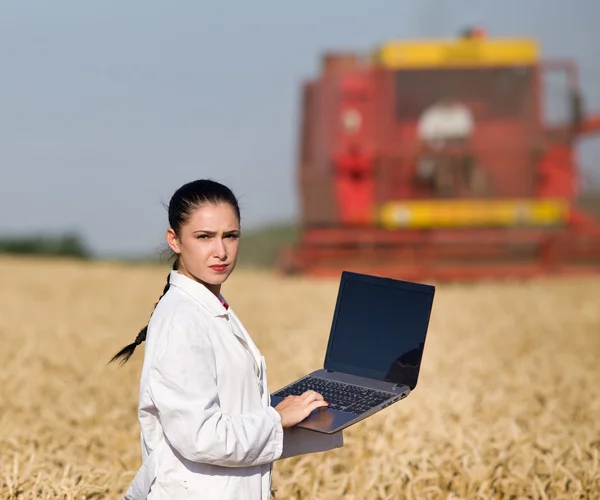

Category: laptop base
[270, 369, 411, 434]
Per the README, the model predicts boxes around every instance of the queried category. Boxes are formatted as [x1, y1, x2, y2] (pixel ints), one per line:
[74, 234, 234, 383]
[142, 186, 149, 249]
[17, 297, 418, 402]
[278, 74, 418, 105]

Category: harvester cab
[278, 29, 600, 281]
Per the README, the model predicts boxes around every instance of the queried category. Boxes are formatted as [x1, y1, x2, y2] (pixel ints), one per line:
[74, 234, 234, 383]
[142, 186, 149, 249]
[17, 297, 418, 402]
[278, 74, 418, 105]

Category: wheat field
[0, 255, 599, 499]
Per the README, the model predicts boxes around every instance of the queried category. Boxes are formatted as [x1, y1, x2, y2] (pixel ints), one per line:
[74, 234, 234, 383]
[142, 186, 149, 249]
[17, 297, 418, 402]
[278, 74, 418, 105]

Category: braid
[109, 260, 178, 366]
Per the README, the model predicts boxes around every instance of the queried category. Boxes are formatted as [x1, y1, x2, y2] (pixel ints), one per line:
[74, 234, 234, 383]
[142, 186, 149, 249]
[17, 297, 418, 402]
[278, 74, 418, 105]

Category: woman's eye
[196, 234, 238, 240]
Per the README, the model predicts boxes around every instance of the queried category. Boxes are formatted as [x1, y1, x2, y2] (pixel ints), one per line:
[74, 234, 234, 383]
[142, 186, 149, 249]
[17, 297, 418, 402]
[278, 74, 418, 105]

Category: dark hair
[109, 179, 240, 365]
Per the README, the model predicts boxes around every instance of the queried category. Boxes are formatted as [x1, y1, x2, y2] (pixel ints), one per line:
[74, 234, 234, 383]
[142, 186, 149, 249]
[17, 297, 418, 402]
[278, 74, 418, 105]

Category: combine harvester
[278, 28, 600, 281]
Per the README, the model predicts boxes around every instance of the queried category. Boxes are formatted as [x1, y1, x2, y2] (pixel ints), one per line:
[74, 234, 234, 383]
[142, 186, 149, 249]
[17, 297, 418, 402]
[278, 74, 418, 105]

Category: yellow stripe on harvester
[372, 37, 539, 69]
[379, 199, 570, 229]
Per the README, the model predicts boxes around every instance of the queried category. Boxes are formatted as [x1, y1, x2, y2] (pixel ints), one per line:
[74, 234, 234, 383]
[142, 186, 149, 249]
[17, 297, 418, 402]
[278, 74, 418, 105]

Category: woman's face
[167, 202, 240, 295]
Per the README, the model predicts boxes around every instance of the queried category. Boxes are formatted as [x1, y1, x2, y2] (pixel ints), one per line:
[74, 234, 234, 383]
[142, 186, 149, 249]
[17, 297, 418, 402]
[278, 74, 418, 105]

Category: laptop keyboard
[272, 376, 394, 415]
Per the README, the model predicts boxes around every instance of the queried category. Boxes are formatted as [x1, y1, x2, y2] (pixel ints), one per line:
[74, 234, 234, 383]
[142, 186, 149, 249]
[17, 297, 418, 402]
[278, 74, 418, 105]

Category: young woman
[111, 179, 339, 500]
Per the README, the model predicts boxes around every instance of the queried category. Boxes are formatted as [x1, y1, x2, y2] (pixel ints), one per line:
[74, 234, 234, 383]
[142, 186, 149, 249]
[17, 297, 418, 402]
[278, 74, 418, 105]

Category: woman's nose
[213, 238, 227, 259]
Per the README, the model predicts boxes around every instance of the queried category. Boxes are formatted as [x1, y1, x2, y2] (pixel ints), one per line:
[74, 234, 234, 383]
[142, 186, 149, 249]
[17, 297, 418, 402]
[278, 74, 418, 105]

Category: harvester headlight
[394, 206, 411, 226]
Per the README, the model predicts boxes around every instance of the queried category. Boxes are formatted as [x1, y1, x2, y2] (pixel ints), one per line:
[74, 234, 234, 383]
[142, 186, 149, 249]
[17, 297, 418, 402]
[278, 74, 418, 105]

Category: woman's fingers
[306, 399, 329, 416]
[274, 392, 330, 428]
[301, 390, 324, 402]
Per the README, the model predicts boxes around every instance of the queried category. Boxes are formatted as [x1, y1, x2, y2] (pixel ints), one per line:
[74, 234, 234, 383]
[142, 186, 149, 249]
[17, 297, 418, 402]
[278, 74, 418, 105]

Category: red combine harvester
[278, 29, 600, 281]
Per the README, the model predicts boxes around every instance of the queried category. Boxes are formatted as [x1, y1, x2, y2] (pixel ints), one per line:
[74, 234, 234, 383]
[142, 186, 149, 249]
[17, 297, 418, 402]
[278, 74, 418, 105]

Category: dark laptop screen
[324, 273, 434, 390]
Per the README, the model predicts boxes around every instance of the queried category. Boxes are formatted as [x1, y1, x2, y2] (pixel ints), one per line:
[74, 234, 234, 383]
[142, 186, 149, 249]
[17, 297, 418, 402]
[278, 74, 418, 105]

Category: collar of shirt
[168, 270, 230, 316]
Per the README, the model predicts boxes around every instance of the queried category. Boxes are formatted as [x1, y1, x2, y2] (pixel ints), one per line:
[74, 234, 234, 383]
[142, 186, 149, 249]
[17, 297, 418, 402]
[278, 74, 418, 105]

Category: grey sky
[2, 0, 599, 257]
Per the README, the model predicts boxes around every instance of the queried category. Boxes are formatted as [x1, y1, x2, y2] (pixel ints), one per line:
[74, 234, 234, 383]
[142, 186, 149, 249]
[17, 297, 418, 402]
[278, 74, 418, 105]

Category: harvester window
[395, 67, 534, 121]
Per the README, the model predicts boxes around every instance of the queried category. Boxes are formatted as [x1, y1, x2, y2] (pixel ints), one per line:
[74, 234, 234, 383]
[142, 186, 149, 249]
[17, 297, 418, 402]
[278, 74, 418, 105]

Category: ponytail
[109, 259, 179, 366]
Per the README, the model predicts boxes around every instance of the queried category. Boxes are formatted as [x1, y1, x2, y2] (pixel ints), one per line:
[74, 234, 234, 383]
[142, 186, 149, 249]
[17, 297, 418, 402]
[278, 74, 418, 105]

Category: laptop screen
[324, 272, 435, 390]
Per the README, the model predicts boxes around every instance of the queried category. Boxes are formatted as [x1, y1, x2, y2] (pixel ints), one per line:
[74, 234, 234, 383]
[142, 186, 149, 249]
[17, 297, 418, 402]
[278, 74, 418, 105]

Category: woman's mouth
[209, 264, 229, 273]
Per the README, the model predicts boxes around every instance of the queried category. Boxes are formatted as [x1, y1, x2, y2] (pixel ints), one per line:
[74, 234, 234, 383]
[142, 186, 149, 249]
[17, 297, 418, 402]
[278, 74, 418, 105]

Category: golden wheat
[0, 255, 599, 499]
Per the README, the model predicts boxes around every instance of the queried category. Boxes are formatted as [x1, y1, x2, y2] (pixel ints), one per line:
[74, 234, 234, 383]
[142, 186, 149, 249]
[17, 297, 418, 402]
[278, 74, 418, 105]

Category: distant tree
[236, 222, 298, 268]
[0, 232, 91, 258]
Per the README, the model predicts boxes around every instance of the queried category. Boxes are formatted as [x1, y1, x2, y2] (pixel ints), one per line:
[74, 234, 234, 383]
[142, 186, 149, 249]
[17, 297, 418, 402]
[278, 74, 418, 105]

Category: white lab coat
[124, 270, 342, 500]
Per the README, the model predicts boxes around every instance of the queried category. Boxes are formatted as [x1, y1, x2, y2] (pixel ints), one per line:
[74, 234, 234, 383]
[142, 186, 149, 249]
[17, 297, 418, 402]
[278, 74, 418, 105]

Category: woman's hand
[274, 390, 329, 428]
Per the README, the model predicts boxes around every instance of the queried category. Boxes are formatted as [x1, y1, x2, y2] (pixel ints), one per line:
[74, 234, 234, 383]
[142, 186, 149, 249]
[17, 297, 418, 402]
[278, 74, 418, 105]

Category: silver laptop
[270, 270, 435, 434]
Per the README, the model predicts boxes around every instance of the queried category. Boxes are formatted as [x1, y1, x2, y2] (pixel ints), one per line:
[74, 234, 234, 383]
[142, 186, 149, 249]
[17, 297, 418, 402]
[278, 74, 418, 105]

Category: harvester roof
[372, 30, 539, 69]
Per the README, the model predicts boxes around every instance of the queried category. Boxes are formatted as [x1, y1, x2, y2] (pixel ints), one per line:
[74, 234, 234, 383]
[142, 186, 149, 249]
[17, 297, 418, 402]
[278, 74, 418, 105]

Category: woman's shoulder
[145, 292, 216, 363]
[149, 287, 210, 332]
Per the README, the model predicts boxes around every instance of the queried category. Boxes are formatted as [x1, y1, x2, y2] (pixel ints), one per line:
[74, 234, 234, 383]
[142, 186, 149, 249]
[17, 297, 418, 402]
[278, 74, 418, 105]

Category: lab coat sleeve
[147, 314, 284, 468]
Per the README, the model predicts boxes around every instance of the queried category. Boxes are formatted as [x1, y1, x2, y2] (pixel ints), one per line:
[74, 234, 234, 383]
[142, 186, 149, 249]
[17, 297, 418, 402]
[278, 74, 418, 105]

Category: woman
[111, 179, 339, 500]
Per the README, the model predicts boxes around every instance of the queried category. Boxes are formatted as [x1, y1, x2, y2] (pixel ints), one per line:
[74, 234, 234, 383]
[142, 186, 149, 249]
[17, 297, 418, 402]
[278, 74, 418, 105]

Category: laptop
[270, 270, 435, 434]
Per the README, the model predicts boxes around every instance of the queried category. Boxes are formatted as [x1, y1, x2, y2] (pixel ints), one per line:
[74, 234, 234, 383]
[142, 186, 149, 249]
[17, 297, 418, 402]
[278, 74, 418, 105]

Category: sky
[2, 0, 600, 257]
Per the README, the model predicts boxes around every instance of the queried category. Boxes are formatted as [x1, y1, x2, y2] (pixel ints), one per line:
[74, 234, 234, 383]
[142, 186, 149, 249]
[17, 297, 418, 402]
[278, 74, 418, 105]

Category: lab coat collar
[168, 270, 229, 317]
